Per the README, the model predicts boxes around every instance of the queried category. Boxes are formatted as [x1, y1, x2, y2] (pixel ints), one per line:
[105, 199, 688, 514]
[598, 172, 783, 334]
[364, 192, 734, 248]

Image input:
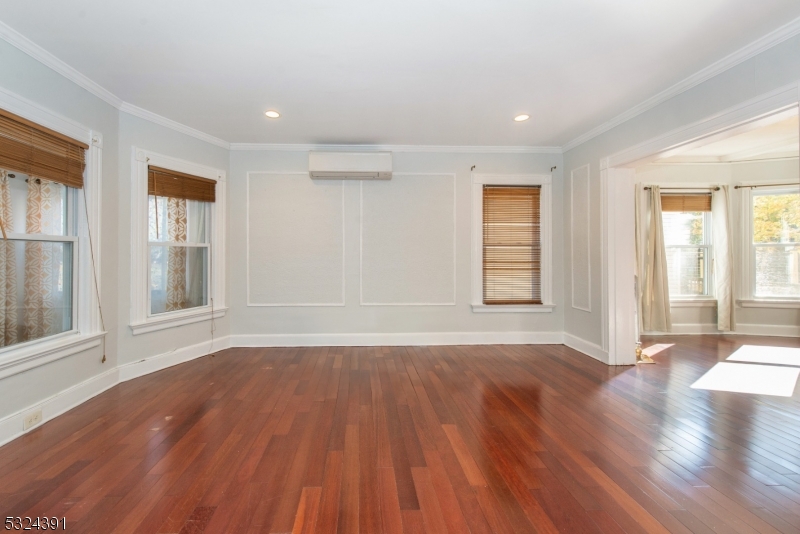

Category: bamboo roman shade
[482, 185, 542, 305]
[661, 193, 711, 212]
[0, 108, 88, 188]
[148, 166, 216, 203]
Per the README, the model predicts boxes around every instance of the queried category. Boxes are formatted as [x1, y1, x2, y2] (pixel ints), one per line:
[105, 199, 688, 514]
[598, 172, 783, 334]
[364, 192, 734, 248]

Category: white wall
[116, 112, 230, 366]
[229, 150, 564, 343]
[0, 38, 118, 420]
[0, 41, 231, 438]
[564, 33, 800, 346]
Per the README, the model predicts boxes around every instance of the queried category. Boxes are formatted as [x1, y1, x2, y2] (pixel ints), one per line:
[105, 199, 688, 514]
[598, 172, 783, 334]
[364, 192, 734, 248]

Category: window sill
[471, 304, 555, 313]
[737, 299, 800, 309]
[130, 306, 228, 335]
[0, 331, 106, 380]
[670, 299, 717, 308]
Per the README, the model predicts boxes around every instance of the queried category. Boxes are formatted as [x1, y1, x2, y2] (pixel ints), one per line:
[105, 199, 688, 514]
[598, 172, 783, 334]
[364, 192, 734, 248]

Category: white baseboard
[118, 335, 231, 382]
[735, 323, 800, 337]
[230, 331, 565, 347]
[0, 336, 230, 448]
[645, 323, 800, 337]
[0, 367, 119, 448]
[563, 333, 609, 363]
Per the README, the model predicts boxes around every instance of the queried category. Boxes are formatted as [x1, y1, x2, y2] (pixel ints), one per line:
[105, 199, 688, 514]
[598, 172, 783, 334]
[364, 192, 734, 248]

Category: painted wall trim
[646, 324, 800, 337]
[564, 334, 609, 364]
[119, 104, 230, 149]
[0, 19, 123, 108]
[231, 331, 565, 347]
[0, 367, 119, 448]
[562, 15, 800, 152]
[230, 143, 562, 154]
[0, 335, 231, 448]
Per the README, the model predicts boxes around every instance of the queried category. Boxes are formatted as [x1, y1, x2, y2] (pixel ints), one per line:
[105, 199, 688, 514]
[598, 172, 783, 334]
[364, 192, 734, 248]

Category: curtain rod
[643, 186, 719, 191]
[734, 182, 799, 189]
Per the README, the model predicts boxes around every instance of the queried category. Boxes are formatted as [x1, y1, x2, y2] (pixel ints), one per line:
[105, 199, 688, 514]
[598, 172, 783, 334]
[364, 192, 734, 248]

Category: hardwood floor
[2, 336, 800, 533]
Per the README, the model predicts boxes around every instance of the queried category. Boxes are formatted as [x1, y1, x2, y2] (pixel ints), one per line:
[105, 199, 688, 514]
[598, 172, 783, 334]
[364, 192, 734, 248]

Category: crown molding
[119, 102, 230, 149]
[230, 143, 561, 154]
[0, 20, 123, 109]
[562, 15, 800, 153]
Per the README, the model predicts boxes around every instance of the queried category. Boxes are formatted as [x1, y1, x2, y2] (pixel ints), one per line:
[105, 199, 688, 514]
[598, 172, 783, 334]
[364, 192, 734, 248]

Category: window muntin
[752, 189, 800, 299]
[0, 172, 77, 349]
[662, 210, 713, 298]
[147, 195, 210, 315]
[482, 185, 541, 305]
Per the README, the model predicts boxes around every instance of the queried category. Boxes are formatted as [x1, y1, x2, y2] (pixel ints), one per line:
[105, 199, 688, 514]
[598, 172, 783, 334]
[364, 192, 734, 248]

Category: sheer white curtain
[712, 185, 735, 331]
[639, 185, 672, 332]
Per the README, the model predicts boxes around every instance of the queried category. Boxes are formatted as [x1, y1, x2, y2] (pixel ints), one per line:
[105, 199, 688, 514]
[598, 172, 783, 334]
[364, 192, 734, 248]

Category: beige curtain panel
[712, 185, 735, 331]
[0, 171, 18, 346]
[642, 185, 672, 332]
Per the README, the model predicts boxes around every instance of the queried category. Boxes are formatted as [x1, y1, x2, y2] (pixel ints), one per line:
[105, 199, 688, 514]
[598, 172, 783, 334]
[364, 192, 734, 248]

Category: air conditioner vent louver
[309, 151, 392, 180]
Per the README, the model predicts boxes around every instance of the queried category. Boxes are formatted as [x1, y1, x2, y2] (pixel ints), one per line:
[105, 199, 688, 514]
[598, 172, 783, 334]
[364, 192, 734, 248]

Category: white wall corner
[118, 335, 231, 382]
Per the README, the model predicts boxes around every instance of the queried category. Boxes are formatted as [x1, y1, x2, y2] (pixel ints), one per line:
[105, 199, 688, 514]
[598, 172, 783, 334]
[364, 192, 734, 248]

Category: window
[130, 150, 226, 335]
[471, 174, 553, 312]
[0, 107, 92, 351]
[482, 186, 541, 304]
[147, 166, 214, 316]
[750, 188, 800, 299]
[661, 194, 713, 298]
[0, 173, 77, 348]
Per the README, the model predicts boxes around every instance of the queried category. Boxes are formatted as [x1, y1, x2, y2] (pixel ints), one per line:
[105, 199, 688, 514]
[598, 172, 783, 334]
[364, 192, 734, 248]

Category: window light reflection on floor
[642, 343, 674, 358]
[726, 345, 800, 367]
[690, 362, 800, 397]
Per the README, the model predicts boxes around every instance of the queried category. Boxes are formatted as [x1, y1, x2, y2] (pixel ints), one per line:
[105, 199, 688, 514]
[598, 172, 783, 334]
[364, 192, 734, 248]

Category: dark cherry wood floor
[2, 336, 800, 533]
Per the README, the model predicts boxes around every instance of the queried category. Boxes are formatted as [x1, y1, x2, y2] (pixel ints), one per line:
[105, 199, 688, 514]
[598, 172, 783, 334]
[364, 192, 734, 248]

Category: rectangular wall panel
[247, 172, 344, 305]
[361, 174, 455, 305]
[571, 165, 591, 311]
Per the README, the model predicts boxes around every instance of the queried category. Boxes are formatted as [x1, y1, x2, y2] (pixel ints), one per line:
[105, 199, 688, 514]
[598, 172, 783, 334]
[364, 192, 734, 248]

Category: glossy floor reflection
[1, 337, 799, 533]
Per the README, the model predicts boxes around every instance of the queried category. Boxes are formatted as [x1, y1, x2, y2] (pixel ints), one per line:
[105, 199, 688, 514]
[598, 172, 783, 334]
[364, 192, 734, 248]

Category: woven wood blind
[0, 108, 88, 188]
[661, 193, 711, 212]
[148, 166, 216, 202]
[483, 186, 542, 305]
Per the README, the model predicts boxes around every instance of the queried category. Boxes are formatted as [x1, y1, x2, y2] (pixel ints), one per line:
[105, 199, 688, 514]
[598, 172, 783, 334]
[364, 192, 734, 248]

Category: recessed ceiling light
[514, 114, 530, 122]
[265, 110, 281, 119]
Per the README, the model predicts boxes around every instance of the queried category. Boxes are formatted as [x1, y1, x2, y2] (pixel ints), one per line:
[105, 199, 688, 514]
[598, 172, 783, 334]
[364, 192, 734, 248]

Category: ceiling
[1, 1, 800, 146]
[657, 111, 799, 163]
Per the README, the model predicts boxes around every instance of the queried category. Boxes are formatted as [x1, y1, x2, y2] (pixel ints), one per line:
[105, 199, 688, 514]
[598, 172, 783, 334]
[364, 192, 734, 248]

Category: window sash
[147, 243, 211, 318]
[665, 244, 712, 297]
[748, 187, 800, 300]
[0, 235, 79, 354]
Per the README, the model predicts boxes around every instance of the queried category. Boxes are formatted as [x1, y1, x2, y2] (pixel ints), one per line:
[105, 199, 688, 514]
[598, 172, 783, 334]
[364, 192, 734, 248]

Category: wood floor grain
[1, 336, 799, 533]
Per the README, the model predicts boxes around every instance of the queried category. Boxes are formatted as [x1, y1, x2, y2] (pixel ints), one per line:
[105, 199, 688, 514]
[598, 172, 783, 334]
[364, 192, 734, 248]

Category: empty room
[1, 1, 800, 533]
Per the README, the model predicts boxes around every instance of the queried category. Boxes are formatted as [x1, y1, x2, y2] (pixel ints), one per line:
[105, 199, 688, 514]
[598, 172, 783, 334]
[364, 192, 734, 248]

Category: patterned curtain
[0, 170, 18, 346]
[166, 197, 187, 311]
[23, 179, 60, 341]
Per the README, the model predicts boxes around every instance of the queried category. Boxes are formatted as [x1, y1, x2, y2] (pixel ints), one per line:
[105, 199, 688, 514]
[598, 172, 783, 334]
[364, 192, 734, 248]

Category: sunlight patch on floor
[691, 362, 800, 397]
[642, 343, 674, 358]
[726, 345, 800, 367]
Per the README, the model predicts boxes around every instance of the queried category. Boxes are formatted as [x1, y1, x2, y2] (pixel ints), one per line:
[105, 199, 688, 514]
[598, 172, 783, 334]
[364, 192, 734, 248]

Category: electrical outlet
[23, 409, 42, 430]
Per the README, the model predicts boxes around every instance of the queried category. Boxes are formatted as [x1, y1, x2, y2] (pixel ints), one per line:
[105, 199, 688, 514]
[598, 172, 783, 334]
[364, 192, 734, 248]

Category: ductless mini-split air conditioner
[309, 151, 392, 180]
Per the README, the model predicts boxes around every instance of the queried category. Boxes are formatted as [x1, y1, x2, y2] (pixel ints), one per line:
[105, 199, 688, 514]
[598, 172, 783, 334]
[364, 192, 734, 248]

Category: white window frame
[739, 184, 800, 306]
[130, 148, 227, 335]
[663, 209, 715, 301]
[471, 173, 554, 313]
[0, 87, 105, 380]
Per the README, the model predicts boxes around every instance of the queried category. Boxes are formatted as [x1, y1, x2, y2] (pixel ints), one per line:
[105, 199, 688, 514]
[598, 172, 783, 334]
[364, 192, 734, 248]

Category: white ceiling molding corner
[119, 102, 230, 150]
[0, 19, 123, 109]
[229, 143, 561, 154]
[562, 14, 800, 153]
